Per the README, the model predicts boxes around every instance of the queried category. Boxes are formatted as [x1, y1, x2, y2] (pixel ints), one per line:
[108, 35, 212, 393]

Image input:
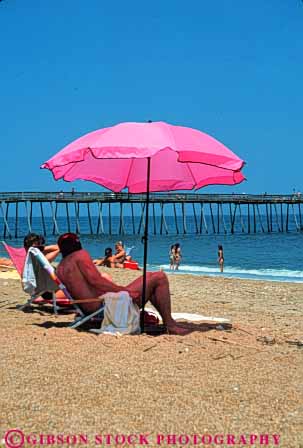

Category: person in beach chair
[22, 246, 93, 322]
[1, 233, 60, 273]
[22, 246, 71, 314]
[56, 233, 188, 335]
[23, 233, 68, 306]
[23, 233, 60, 264]
[2, 237, 71, 311]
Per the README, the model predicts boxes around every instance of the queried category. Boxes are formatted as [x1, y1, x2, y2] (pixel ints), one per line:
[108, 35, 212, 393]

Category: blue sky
[0, 0, 302, 194]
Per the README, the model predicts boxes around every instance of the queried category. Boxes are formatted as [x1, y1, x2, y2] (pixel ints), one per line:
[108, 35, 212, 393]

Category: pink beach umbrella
[41, 121, 245, 331]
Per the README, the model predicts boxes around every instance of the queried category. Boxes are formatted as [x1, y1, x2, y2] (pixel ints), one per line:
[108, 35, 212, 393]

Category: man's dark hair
[23, 233, 45, 250]
[104, 247, 112, 257]
[57, 233, 82, 258]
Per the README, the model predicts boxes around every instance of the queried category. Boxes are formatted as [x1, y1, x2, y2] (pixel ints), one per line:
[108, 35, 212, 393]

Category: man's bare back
[57, 249, 124, 313]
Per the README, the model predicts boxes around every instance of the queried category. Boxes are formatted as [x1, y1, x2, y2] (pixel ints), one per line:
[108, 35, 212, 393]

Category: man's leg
[126, 272, 187, 335]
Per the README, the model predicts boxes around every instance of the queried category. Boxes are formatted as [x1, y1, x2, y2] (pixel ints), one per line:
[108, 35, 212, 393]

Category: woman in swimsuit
[218, 244, 224, 273]
[169, 245, 175, 270]
[169, 243, 182, 270]
[173, 243, 182, 270]
[111, 241, 127, 268]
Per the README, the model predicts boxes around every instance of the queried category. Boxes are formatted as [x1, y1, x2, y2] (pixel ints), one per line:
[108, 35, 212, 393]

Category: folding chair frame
[69, 305, 104, 329]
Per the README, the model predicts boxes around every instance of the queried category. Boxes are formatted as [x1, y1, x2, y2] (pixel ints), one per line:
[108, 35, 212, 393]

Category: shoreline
[163, 269, 303, 284]
[1, 264, 303, 285]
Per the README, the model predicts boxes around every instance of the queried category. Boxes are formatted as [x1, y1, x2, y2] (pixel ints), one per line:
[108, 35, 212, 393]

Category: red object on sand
[124, 260, 140, 270]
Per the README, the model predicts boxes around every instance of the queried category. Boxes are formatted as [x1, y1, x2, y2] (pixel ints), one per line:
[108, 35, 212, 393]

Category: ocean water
[1, 216, 303, 283]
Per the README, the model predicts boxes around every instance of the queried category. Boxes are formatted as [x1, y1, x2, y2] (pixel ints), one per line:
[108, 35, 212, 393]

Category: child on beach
[218, 244, 224, 273]
[94, 247, 113, 268]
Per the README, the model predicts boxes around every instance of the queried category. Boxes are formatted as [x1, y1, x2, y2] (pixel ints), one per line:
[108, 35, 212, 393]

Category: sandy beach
[0, 268, 302, 447]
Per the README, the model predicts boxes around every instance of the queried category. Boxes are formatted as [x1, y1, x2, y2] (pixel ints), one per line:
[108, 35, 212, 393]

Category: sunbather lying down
[0, 257, 14, 267]
[57, 233, 188, 335]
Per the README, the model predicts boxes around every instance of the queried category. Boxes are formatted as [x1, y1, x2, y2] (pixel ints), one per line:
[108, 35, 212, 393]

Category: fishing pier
[0, 192, 302, 238]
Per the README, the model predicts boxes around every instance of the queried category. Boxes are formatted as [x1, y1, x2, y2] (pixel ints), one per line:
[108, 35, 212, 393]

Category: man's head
[57, 233, 82, 258]
[23, 233, 45, 252]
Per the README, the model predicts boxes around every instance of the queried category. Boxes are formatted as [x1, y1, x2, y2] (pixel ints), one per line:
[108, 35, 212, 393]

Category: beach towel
[91, 291, 140, 335]
[145, 308, 231, 324]
[22, 247, 58, 296]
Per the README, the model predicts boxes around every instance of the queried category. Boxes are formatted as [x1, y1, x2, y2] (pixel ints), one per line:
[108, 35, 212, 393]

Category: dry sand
[0, 267, 302, 447]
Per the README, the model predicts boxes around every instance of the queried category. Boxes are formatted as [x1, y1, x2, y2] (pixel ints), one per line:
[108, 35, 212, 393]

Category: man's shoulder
[74, 248, 90, 258]
[59, 249, 91, 266]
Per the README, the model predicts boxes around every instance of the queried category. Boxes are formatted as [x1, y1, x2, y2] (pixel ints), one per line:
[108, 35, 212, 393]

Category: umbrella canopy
[42, 121, 245, 192]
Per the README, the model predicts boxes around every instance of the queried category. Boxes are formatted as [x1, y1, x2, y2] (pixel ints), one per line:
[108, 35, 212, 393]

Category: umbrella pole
[140, 157, 151, 333]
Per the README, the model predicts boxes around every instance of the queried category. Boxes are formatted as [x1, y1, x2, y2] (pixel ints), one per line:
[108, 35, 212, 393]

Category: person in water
[57, 233, 188, 335]
[169, 243, 182, 270]
[173, 243, 182, 270]
[218, 244, 224, 273]
[169, 245, 175, 270]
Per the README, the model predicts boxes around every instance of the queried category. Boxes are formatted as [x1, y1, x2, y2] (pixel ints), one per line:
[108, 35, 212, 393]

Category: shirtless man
[56, 233, 187, 335]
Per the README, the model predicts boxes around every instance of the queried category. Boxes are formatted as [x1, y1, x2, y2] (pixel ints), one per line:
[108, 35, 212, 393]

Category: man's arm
[43, 244, 60, 263]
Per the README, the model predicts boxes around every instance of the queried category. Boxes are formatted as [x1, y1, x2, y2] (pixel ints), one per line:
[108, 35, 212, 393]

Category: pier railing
[0, 192, 302, 237]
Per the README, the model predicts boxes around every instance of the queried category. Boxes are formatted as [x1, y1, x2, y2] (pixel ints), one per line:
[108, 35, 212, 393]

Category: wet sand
[0, 268, 302, 447]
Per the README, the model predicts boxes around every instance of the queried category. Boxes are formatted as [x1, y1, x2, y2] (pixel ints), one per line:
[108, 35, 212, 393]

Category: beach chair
[68, 299, 105, 329]
[21, 246, 84, 316]
[1, 242, 26, 275]
[125, 246, 135, 257]
[22, 247, 106, 328]
[2, 242, 77, 314]
[2, 242, 106, 328]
